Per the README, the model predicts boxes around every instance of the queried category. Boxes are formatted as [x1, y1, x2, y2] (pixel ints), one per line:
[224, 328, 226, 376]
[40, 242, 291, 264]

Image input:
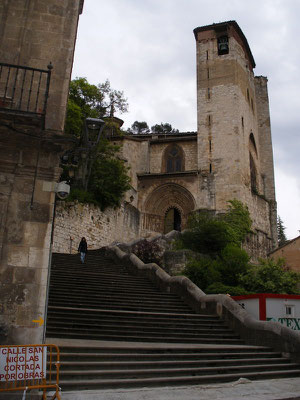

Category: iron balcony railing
[0, 62, 52, 117]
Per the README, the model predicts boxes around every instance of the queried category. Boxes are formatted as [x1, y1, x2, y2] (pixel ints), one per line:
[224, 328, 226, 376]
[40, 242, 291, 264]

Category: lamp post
[83, 117, 105, 147]
[82, 117, 105, 190]
[60, 117, 106, 190]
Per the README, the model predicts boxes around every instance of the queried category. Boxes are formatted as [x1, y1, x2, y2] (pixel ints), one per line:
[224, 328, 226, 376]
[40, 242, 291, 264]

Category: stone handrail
[106, 244, 300, 362]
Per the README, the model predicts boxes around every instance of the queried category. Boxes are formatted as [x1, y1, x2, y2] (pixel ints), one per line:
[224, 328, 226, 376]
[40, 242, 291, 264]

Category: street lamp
[60, 117, 106, 190]
[83, 117, 105, 147]
[82, 117, 106, 190]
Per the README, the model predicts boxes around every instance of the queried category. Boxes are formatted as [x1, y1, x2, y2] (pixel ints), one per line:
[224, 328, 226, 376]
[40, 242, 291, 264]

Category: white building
[232, 294, 300, 331]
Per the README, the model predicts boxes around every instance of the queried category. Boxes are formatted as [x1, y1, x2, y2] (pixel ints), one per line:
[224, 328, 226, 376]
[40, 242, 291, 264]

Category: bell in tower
[217, 35, 229, 55]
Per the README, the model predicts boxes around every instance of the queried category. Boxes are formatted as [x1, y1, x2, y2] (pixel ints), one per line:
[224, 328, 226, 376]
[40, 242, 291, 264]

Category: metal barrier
[0, 62, 52, 116]
[0, 344, 60, 399]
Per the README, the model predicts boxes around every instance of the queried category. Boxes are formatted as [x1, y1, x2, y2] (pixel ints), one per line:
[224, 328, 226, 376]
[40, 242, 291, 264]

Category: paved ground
[46, 377, 300, 400]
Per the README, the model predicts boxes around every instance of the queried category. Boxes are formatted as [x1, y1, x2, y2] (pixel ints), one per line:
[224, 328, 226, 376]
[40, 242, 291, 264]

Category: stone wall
[269, 236, 300, 273]
[0, 0, 83, 344]
[53, 201, 140, 254]
[0, 119, 70, 344]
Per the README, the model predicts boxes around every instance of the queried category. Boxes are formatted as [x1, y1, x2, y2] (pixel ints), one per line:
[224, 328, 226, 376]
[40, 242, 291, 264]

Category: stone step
[50, 277, 155, 288]
[48, 252, 300, 389]
[59, 362, 298, 380]
[52, 265, 127, 271]
[58, 357, 289, 371]
[49, 283, 164, 295]
[48, 288, 183, 300]
[52, 262, 116, 267]
[51, 270, 152, 282]
[56, 344, 272, 354]
[46, 330, 244, 344]
[46, 320, 233, 335]
[47, 315, 226, 329]
[48, 287, 180, 300]
[47, 306, 217, 321]
[48, 294, 188, 307]
[57, 369, 300, 390]
[49, 283, 161, 293]
[59, 350, 283, 362]
[52, 262, 136, 268]
[48, 300, 191, 313]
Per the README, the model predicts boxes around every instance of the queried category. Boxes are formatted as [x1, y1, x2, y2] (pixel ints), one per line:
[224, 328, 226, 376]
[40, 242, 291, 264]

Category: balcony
[0, 62, 52, 126]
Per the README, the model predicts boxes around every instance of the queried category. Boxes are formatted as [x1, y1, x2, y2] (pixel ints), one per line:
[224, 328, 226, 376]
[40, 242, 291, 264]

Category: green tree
[151, 123, 179, 134]
[68, 138, 131, 210]
[127, 121, 150, 135]
[277, 216, 288, 247]
[239, 258, 300, 294]
[88, 148, 131, 210]
[65, 77, 128, 137]
[63, 78, 131, 210]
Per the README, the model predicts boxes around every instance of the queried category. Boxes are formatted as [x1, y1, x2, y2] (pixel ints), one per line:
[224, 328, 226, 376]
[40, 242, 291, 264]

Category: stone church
[102, 21, 277, 258]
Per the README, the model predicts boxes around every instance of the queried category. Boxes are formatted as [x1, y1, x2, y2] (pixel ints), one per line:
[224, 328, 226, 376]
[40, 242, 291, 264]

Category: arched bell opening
[164, 207, 181, 234]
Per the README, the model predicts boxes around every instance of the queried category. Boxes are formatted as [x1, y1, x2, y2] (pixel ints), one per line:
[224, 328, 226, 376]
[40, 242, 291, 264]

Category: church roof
[121, 131, 197, 143]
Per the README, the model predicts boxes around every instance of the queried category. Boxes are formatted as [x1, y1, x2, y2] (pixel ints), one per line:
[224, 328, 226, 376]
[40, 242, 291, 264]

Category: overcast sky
[72, 0, 300, 239]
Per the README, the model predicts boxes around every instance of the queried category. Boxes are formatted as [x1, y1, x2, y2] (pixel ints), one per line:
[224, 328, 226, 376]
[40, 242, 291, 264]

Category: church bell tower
[194, 21, 277, 255]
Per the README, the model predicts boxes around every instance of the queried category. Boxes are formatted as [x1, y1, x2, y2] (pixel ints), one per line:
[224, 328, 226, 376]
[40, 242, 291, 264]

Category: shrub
[180, 201, 252, 256]
[215, 244, 250, 286]
[67, 187, 98, 205]
[205, 282, 250, 296]
[222, 199, 252, 245]
[181, 213, 232, 255]
[132, 239, 163, 265]
[182, 257, 221, 290]
[239, 258, 300, 294]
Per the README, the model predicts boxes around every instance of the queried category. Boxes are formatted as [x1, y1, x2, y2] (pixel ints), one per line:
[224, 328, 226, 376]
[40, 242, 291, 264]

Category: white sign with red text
[0, 346, 47, 382]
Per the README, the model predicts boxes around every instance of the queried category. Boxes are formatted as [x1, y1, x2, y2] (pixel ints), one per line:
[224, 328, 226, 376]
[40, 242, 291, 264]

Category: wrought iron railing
[0, 62, 52, 117]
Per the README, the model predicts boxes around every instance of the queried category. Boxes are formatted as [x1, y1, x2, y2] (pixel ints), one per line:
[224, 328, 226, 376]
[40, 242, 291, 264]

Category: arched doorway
[164, 208, 181, 233]
[142, 183, 195, 234]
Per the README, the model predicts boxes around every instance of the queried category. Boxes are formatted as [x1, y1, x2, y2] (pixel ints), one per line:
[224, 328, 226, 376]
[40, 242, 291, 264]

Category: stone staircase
[46, 250, 300, 390]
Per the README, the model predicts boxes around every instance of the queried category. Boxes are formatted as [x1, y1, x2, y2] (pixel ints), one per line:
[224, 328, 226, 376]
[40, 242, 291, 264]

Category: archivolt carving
[143, 183, 196, 216]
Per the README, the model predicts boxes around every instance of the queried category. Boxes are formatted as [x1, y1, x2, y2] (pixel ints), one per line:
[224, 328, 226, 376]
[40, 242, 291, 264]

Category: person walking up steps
[78, 237, 88, 264]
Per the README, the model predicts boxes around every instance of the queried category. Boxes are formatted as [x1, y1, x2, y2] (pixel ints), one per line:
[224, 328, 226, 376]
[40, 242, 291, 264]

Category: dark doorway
[164, 208, 181, 234]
